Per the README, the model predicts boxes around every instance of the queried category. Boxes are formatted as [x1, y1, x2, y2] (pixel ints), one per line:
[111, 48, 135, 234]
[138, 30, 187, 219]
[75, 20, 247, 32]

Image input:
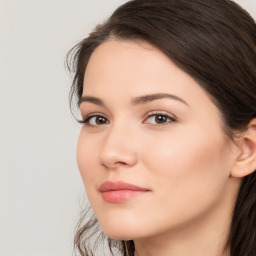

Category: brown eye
[82, 115, 109, 126]
[154, 115, 169, 124]
[94, 116, 108, 125]
[145, 114, 175, 125]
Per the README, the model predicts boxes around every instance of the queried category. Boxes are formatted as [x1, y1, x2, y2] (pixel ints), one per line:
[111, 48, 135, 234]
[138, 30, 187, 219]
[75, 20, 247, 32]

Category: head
[67, 0, 256, 255]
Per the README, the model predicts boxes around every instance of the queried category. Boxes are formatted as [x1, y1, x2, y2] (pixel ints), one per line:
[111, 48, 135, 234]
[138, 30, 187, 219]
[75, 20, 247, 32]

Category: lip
[99, 181, 150, 203]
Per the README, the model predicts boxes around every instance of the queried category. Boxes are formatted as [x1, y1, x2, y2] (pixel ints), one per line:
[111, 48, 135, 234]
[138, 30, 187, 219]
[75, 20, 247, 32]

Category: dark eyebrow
[79, 93, 189, 107]
[131, 93, 189, 106]
[79, 96, 105, 107]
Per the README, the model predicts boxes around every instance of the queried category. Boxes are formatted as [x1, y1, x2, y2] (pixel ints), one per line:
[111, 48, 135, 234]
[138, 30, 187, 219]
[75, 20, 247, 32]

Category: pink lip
[99, 181, 150, 203]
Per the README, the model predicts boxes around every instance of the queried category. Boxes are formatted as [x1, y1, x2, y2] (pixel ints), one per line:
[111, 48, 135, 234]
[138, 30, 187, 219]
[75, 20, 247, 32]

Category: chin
[97, 217, 143, 241]
[100, 225, 135, 240]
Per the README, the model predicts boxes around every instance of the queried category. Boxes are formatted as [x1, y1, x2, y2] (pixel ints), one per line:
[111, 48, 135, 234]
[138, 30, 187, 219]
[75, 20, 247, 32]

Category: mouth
[99, 181, 150, 203]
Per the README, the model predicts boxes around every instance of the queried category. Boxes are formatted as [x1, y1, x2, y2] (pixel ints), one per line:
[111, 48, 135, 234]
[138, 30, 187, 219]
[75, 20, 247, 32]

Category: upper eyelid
[80, 111, 107, 119]
[78, 112, 108, 124]
[79, 109, 177, 123]
[143, 114, 176, 125]
[145, 110, 177, 120]
[79, 114, 110, 126]
[147, 113, 175, 120]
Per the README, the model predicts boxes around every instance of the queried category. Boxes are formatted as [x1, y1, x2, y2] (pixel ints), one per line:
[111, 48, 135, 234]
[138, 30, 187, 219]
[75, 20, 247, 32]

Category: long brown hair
[66, 0, 256, 255]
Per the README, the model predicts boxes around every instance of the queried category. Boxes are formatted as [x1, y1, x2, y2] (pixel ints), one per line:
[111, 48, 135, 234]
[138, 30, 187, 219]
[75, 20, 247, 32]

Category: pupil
[156, 115, 166, 123]
[96, 117, 105, 124]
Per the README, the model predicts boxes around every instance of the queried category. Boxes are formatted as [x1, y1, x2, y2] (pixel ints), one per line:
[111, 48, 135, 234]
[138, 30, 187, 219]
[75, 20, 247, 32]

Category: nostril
[101, 160, 130, 169]
[115, 161, 129, 167]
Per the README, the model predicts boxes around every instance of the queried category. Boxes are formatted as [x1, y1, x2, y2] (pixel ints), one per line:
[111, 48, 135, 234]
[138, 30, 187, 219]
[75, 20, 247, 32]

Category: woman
[66, 0, 256, 255]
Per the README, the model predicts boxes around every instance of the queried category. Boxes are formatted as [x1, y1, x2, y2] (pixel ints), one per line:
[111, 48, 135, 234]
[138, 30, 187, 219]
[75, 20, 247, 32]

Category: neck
[133, 177, 240, 256]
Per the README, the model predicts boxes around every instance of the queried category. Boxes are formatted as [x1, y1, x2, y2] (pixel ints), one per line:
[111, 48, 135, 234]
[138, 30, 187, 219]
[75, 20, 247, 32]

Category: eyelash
[79, 114, 109, 126]
[143, 112, 176, 125]
[80, 112, 176, 126]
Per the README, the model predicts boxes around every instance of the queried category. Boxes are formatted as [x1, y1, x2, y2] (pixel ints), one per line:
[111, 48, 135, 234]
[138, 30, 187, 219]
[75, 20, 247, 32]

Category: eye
[144, 113, 176, 125]
[80, 115, 109, 126]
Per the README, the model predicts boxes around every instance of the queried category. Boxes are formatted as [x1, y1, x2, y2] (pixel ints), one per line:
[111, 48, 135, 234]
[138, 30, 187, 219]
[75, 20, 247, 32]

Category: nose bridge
[100, 120, 137, 168]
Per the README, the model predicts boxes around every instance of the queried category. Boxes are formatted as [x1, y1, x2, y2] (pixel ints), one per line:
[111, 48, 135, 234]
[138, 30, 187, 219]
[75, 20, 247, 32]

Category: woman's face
[77, 40, 239, 240]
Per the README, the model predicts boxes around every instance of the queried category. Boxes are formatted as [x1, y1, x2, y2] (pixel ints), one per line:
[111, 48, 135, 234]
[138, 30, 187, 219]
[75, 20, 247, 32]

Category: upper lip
[99, 181, 149, 192]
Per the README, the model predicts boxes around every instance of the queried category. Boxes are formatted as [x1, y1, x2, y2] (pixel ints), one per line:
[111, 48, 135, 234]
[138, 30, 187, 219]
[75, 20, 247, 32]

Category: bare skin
[77, 40, 256, 256]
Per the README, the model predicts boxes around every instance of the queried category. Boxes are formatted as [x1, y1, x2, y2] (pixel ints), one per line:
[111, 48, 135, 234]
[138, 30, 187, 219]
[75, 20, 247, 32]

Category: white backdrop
[0, 1, 255, 256]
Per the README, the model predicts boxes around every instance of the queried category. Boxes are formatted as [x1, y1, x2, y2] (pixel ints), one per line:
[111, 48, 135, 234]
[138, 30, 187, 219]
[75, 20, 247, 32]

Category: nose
[100, 123, 138, 169]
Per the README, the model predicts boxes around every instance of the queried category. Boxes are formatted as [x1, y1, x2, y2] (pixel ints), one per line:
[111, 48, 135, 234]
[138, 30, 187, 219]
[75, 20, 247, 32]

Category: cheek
[132, 127, 233, 234]
[141, 126, 231, 205]
[77, 131, 99, 188]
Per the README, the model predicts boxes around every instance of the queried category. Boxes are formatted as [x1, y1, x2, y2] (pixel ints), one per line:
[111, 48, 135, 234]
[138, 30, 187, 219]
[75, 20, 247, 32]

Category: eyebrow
[79, 96, 104, 106]
[131, 93, 189, 106]
[79, 93, 189, 107]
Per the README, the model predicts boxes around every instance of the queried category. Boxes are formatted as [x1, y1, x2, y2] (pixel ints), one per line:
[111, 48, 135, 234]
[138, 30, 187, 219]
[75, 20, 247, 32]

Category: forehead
[82, 39, 215, 110]
[83, 39, 171, 88]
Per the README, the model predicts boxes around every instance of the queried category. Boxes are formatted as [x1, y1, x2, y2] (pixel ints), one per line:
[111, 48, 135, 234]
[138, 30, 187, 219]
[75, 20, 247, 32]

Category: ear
[231, 119, 256, 178]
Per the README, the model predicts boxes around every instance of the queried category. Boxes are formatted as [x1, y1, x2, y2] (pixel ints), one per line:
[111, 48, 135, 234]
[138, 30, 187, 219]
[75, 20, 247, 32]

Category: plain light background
[0, 1, 255, 256]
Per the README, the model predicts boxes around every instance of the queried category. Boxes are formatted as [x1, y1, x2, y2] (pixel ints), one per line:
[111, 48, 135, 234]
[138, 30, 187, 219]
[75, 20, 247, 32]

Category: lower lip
[102, 190, 148, 203]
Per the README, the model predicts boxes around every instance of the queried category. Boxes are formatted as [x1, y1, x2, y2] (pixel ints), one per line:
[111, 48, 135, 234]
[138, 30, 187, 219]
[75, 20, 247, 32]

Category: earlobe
[231, 119, 256, 178]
